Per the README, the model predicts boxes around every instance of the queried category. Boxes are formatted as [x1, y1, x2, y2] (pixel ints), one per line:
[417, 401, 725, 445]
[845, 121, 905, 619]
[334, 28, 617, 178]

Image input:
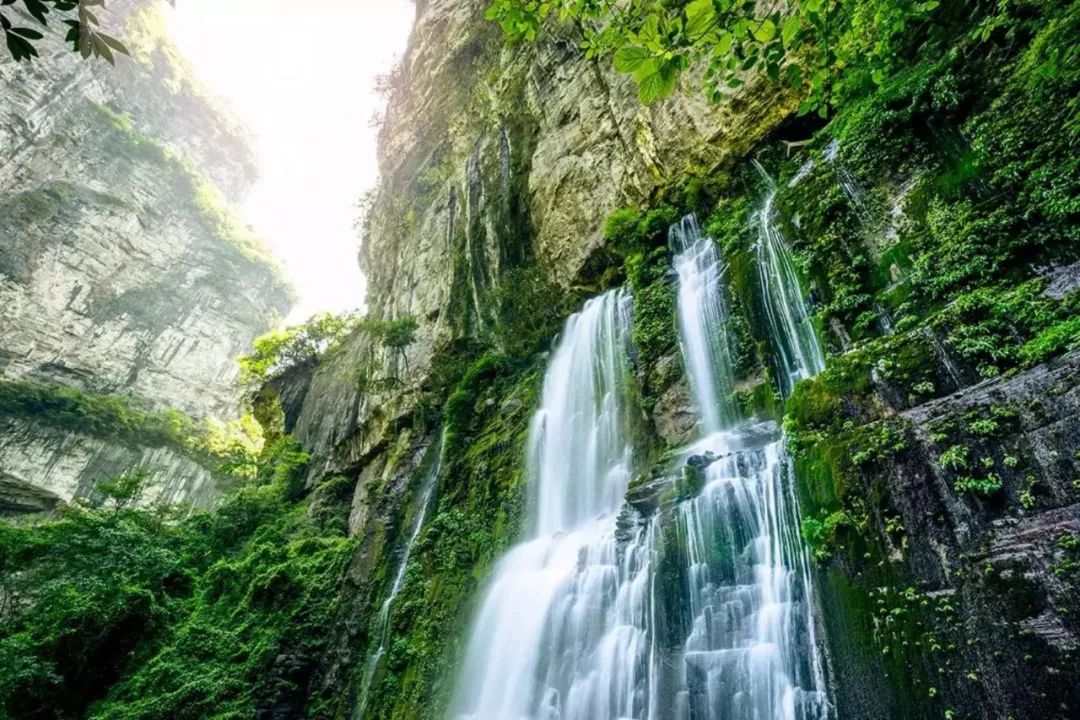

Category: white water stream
[452, 289, 653, 720]
[451, 181, 830, 720]
[356, 432, 445, 718]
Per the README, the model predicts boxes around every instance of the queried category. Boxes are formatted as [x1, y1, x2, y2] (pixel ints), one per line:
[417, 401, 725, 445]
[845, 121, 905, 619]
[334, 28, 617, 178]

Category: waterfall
[670, 215, 739, 434]
[452, 196, 829, 719]
[355, 431, 445, 719]
[665, 209, 829, 719]
[453, 289, 656, 720]
[823, 139, 869, 218]
[752, 162, 826, 394]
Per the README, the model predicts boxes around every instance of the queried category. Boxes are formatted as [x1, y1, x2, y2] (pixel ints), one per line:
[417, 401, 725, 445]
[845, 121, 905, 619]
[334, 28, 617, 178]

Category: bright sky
[167, 0, 416, 322]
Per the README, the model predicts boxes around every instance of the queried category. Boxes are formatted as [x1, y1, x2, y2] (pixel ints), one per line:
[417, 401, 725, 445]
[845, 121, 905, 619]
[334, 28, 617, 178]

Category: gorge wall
[274, 1, 1080, 719]
[0, 2, 292, 512]
[1, 0, 1077, 719]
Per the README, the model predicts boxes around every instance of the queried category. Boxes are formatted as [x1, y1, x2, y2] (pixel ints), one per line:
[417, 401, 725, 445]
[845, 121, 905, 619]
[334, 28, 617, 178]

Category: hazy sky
[167, 0, 415, 322]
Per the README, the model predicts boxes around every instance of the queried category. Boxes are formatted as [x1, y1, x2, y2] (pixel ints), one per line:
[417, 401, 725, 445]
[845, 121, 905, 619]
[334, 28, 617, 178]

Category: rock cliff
[0, 1, 292, 511]
[291, 0, 795, 479]
[278, 1, 1080, 718]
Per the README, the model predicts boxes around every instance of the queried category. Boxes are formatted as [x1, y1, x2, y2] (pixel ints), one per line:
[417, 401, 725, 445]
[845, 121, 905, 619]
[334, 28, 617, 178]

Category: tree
[485, 0, 942, 115]
[1, 0, 135, 63]
[94, 469, 151, 510]
[239, 312, 362, 383]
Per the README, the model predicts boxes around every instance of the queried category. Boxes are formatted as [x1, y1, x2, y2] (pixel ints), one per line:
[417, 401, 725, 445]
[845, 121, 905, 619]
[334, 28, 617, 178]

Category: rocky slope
[0, 1, 292, 511]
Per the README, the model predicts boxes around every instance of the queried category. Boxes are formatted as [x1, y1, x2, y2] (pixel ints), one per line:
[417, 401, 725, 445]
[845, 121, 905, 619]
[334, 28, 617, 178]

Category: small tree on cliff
[93, 469, 151, 511]
[239, 312, 362, 383]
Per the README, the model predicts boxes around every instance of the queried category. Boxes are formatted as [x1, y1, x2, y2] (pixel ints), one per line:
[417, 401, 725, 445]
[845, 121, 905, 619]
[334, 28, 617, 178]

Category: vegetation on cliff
[0, 380, 264, 479]
[0, 435, 356, 720]
[2, 1, 1079, 719]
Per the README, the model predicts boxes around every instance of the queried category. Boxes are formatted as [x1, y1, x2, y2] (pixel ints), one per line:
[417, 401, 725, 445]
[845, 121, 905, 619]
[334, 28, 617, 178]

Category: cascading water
[665, 211, 829, 720]
[355, 432, 445, 719]
[670, 215, 739, 434]
[452, 194, 828, 719]
[452, 289, 657, 720]
[752, 161, 826, 394]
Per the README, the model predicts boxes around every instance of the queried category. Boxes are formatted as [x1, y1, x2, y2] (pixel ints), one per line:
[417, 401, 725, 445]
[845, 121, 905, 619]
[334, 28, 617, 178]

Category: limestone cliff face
[292, 0, 794, 478]
[0, 1, 291, 510]
[0, 418, 214, 513]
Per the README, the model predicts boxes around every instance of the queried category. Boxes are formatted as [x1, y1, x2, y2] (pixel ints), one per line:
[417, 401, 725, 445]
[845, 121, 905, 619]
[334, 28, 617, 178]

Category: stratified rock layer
[0, 2, 291, 509]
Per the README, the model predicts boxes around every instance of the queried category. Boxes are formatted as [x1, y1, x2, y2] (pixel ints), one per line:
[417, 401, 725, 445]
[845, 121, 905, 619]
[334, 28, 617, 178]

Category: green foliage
[188, 179, 287, 283]
[604, 205, 681, 383]
[0, 506, 188, 719]
[240, 312, 362, 382]
[849, 422, 908, 465]
[0, 436, 348, 720]
[94, 469, 151, 510]
[954, 473, 1003, 497]
[368, 316, 420, 351]
[0, 379, 267, 485]
[801, 509, 851, 561]
[1, 0, 131, 63]
[630, 265, 678, 372]
[359, 359, 539, 719]
[604, 204, 679, 256]
[938, 445, 969, 471]
[492, 267, 572, 359]
[486, 0, 944, 113]
[0, 378, 189, 450]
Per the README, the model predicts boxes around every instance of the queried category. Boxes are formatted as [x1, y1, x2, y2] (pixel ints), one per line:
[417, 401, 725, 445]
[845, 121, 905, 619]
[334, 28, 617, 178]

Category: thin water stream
[355, 432, 445, 718]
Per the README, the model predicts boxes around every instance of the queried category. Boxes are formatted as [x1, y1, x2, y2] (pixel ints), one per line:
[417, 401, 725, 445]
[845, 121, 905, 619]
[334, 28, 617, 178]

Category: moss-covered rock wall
[273, 1, 1080, 718]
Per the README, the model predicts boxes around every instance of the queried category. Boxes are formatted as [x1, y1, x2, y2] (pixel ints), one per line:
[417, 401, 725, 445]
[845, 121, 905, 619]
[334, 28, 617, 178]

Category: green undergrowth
[771, 0, 1080, 366]
[0, 438, 356, 720]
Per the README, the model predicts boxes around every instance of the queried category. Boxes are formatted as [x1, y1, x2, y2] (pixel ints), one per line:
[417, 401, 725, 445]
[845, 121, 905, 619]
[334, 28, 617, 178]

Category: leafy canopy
[239, 312, 421, 383]
[1, 0, 139, 63]
[485, 0, 942, 114]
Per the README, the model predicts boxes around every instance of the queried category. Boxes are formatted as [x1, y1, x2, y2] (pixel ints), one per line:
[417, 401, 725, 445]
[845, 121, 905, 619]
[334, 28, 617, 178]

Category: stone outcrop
[0, 418, 214, 512]
[292, 0, 796, 481]
[816, 352, 1080, 720]
[0, 1, 291, 509]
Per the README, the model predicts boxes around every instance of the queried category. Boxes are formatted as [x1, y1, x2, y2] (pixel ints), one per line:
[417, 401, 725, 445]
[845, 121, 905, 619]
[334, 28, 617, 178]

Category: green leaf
[637, 14, 660, 45]
[22, 0, 49, 24]
[10, 27, 43, 40]
[715, 30, 733, 55]
[684, 0, 715, 41]
[93, 35, 115, 64]
[5, 31, 38, 61]
[613, 45, 653, 73]
[636, 60, 678, 105]
[781, 15, 801, 46]
[753, 18, 776, 43]
[100, 33, 129, 56]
